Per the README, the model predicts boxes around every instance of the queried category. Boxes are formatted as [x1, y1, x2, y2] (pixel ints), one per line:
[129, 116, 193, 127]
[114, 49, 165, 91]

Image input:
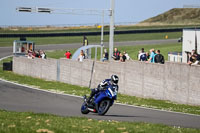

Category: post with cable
[109, 0, 115, 61]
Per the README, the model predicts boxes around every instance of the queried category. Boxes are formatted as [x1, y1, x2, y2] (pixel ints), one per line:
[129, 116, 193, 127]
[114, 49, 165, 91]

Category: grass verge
[46, 43, 182, 60]
[1, 110, 200, 133]
[0, 32, 181, 47]
[0, 57, 200, 115]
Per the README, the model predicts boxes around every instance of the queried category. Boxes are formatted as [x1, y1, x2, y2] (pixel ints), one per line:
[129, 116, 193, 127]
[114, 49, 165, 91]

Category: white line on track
[1, 78, 200, 117]
[1, 56, 200, 117]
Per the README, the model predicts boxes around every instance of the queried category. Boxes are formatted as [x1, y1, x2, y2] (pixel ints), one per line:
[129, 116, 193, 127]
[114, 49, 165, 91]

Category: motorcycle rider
[86, 75, 119, 104]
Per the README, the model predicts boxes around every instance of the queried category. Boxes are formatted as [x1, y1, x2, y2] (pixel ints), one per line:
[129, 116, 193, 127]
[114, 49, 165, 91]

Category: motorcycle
[81, 85, 118, 115]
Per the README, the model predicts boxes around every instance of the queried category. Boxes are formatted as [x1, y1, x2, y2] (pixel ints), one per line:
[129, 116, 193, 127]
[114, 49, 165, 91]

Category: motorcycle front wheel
[98, 100, 111, 115]
[81, 102, 89, 114]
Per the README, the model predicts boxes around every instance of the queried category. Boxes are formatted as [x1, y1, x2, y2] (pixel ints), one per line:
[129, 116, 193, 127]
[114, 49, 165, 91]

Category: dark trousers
[88, 88, 99, 102]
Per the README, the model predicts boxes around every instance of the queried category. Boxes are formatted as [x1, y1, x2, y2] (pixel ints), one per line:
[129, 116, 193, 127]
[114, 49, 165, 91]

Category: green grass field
[0, 32, 182, 47]
[1, 110, 199, 133]
[1, 47, 200, 132]
[46, 43, 182, 60]
[0, 24, 199, 34]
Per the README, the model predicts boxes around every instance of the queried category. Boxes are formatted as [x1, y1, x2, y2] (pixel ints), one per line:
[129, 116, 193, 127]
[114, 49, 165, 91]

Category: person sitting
[78, 50, 85, 62]
[120, 53, 126, 62]
[124, 51, 130, 60]
[41, 50, 47, 59]
[146, 52, 150, 60]
[154, 50, 164, 64]
[86, 75, 119, 104]
[193, 52, 200, 61]
[147, 49, 156, 63]
[112, 48, 120, 60]
[138, 48, 147, 61]
[101, 49, 109, 62]
[27, 50, 34, 59]
[188, 55, 200, 65]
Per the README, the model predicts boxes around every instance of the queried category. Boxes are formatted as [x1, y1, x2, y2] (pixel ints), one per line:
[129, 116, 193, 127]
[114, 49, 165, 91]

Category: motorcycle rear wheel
[98, 100, 111, 115]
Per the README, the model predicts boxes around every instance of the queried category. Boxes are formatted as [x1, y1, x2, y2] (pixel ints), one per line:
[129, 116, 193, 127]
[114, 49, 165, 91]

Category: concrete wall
[13, 57, 57, 81]
[13, 56, 200, 105]
[59, 59, 94, 87]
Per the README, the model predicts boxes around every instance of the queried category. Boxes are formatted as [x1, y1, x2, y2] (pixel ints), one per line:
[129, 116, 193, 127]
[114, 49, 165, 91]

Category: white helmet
[111, 75, 119, 84]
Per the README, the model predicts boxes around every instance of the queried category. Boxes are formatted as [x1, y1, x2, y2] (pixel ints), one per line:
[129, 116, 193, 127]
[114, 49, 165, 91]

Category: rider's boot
[86, 89, 96, 104]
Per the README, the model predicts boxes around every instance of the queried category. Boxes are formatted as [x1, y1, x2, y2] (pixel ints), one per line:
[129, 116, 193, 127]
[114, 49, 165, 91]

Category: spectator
[27, 49, 34, 59]
[65, 50, 72, 59]
[154, 50, 165, 64]
[194, 53, 200, 61]
[146, 52, 150, 60]
[21, 46, 25, 52]
[35, 50, 40, 58]
[112, 48, 120, 60]
[83, 36, 88, 46]
[81, 50, 85, 58]
[188, 55, 200, 65]
[120, 53, 126, 62]
[41, 50, 46, 59]
[32, 51, 37, 58]
[101, 49, 109, 62]
[138, 48, 147, 61]
[124, 51, 130, 60]
[137, 50, 141, 60]
[188, 50, 200, 63]
[148, 49, 156, 63]
[78, 50, 85, 62]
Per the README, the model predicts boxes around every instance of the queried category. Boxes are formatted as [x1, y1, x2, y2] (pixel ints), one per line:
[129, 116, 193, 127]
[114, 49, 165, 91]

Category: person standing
[154, 50, 165, 64]
[83, 36, 88, 46]
[65, 50, 72, 59]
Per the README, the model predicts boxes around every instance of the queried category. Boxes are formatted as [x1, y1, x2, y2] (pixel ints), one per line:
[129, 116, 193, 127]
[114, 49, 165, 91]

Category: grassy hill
[139, 8, 200, 25]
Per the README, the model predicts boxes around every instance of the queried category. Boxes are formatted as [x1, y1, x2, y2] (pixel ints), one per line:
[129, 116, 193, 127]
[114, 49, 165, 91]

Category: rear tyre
[81, 102, 89, 114]
[98, 100, 111, 115]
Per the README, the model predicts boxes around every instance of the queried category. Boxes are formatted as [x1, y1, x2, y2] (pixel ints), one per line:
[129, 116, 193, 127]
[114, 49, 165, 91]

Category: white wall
[182, 29, 200, 63]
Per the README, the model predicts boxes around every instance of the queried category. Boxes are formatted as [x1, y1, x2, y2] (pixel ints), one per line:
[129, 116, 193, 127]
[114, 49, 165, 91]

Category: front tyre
[81, 102, 89, 114]
[98, 100, 111, 115]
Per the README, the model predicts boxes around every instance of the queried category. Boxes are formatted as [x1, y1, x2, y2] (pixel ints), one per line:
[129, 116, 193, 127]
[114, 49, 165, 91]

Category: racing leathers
[87, 79, 119, 103]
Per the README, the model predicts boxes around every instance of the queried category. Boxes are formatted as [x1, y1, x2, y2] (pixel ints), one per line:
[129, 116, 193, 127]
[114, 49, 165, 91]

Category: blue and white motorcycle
[81, 85, 118, 115]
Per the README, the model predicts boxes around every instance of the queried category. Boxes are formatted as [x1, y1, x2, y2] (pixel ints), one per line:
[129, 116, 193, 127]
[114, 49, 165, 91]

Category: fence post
[57, 59, 60, 81]
[89, 61, 95, 88]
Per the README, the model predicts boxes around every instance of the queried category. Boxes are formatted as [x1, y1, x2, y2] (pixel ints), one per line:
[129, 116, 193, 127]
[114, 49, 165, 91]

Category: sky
[1, 0, 200, 26]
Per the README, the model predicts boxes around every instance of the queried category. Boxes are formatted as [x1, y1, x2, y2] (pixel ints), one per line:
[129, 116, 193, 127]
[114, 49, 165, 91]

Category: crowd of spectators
[138, 48, 165, 64]
[27, 49, 46, 59]
[111, 48, 130, 62]
[65, 47, 200, 66]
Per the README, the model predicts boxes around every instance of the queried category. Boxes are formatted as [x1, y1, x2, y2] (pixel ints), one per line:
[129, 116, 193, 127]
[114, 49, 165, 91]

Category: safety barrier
[13, 56, 200, 106]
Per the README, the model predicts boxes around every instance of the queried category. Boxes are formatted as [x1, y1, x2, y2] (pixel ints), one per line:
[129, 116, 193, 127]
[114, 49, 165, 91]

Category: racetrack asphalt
[0, 79, 200, 129]
[2, 39, 200, 129]
[0, 39, 178, 58]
